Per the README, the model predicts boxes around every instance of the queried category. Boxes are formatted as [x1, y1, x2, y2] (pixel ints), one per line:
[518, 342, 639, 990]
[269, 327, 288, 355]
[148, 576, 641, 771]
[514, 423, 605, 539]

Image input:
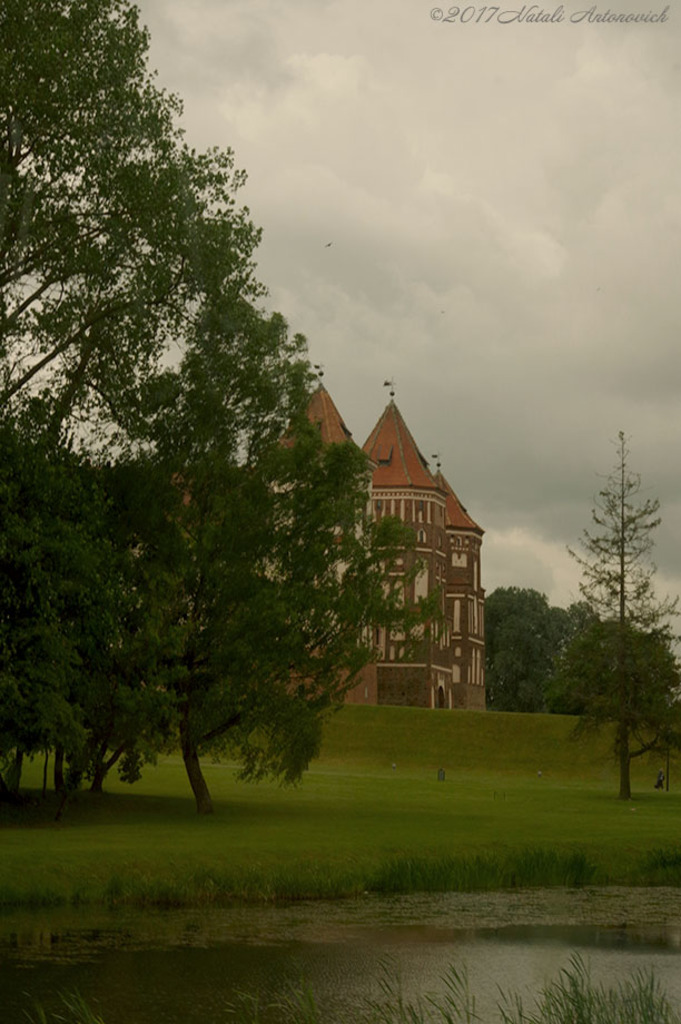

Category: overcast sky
[138, 0, 680, 610]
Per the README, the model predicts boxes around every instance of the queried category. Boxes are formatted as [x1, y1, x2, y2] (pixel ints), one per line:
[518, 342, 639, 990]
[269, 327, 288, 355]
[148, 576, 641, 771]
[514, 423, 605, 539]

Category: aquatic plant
[498, 954, 681, 1024]
[26, 990, 106, 1024]
[34, 956, 680, 1024]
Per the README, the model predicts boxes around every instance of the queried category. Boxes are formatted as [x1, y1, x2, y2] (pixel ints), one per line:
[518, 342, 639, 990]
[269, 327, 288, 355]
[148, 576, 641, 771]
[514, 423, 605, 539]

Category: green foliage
[0, 427, 99, 785]
[553, 620, 680, 741]
[485, 588, 594, 712]
[1, 0, 420, 818]
[129, 401, 418, 811]
[0, 423, 173, 800]
[1, 0, 263, 444]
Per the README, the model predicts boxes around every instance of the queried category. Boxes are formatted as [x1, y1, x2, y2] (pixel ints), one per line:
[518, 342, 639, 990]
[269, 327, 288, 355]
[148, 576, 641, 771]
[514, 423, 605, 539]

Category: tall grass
[0, 847, 598, 909]
[28, 959, 681, 1024]
[639, 845, 681, 886]
[498, 955, 681, 1024]
[26, 991, 106, 1024]
[368, 848, 596, 894]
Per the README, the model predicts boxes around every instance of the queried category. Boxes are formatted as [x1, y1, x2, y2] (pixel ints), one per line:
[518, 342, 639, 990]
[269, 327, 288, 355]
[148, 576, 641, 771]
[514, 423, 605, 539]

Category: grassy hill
[2, 705, 681, 907]
[318, 705, 623, 780]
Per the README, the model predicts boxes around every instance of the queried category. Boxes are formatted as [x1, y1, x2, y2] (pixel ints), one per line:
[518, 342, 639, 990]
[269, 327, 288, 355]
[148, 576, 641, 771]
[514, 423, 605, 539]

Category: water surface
[3, 888, 681, 1022]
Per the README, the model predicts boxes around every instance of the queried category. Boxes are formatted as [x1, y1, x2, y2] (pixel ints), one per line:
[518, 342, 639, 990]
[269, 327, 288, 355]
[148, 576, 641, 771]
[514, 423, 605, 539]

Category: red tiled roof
[435, 470, 483, 534]
[363, 401, 438, 490]
[306, 385, 354, 444]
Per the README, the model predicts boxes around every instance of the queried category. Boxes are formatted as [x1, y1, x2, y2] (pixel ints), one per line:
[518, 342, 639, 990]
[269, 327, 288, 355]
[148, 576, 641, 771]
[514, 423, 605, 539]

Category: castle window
[418, 529, 426, 544]
[453, 600, 461, 633]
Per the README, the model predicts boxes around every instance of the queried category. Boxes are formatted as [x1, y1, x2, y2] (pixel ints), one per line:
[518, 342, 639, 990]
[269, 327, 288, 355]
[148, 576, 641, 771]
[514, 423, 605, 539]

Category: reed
[27, 959, 681, 1023]
[0, 847, 600, 909]
[26, 991, 106, 1024]
[368, 848, 596, 895]
[638, 845, 681, 886]
[498, 955, 681, 1024]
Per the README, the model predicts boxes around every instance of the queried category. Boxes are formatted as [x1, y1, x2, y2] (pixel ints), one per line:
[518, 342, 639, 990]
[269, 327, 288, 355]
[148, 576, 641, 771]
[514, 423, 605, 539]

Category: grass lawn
[2, 706, 681, 906]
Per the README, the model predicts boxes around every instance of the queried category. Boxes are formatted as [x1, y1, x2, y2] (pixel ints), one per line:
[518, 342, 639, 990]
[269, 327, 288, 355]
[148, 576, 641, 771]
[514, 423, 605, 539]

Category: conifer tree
[566, 432, 679, 799]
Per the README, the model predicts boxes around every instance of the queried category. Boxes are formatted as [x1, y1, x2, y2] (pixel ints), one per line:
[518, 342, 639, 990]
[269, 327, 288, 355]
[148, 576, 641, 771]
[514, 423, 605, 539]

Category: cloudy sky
[138, 0, 680, 610]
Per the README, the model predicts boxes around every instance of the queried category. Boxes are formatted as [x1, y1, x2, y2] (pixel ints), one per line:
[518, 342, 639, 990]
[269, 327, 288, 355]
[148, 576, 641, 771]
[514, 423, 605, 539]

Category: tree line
[0, 0, 417, 814]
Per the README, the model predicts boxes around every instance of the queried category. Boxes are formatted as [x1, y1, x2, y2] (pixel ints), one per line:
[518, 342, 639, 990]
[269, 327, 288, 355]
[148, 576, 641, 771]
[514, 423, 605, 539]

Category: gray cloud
[139, 0, 681, 608]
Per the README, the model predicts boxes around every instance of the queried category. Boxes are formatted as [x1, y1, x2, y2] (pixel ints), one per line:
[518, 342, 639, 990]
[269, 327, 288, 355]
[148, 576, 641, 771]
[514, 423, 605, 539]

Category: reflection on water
[3, 889, 681, 1023]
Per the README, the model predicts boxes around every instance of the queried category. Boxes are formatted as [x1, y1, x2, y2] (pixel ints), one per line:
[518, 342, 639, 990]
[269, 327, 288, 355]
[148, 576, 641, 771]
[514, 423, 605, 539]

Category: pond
[3, 888, 681, 1022]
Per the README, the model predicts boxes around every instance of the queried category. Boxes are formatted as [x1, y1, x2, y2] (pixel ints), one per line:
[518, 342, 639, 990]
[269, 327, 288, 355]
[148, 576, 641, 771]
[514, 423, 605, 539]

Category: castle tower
[362, 401, 453, 708]
[435, 470, 486, 709]
[305, 385, 354, 444]
[303, 385, 485, 711]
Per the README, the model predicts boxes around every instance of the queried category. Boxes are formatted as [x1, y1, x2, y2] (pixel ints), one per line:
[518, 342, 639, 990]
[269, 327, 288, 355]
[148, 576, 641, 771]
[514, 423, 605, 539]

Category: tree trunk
[89, 742, 127, 793]
[90, 765, 106, 794]
[54, 745, 65, 793]
[8, 749, 23, 794]
[180, 718, 213, 815]
[618, 724, 631, 800]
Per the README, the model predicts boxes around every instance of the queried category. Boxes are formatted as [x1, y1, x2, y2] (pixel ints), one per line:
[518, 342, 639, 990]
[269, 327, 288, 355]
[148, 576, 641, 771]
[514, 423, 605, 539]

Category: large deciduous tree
[127, 320, 416, 814]
[566, 432, 679, 799]
[1, 0, 261, 443]
[1, 0, 419, 817]
[484, 587, 592, 712]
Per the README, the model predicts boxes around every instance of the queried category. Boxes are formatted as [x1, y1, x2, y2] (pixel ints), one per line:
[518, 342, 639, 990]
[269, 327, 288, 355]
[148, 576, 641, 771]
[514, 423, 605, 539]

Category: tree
[1, 0, 262, 445]
[0, 426, 99, 798]
[553, 620, 680, 753]
[567, 432, 679, 799]
[0, 424, 165, 804]
[1, 0, 421, 818]
[484, 587, 591, 712]
[125, 333, 417, 813]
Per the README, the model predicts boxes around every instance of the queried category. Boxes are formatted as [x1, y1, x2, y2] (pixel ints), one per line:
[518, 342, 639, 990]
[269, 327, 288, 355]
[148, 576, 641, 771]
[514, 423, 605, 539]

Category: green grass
[2, 706, 681, 906]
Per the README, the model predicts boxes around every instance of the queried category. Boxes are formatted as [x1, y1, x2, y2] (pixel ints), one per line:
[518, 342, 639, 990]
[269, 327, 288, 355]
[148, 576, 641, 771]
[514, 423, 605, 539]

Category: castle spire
[363, 401, 436, 490]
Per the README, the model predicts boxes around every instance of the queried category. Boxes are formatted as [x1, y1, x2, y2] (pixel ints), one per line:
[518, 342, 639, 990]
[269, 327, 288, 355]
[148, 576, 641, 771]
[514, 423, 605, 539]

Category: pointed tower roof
[306, 385, 354, 444]
[435, 469, 483, 534]
[363, 401, 438, 490]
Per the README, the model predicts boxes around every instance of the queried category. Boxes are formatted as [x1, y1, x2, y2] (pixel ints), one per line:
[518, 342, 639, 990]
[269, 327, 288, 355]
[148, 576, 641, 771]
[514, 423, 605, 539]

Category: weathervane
[383, 378, 395, 398]
[431, 452, 442, 470]
[313, 363, 325, 380]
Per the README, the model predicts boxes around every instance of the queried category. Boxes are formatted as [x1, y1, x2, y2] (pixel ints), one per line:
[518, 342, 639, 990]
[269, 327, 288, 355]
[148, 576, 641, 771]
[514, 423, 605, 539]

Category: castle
[307, 384, 485, 711]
